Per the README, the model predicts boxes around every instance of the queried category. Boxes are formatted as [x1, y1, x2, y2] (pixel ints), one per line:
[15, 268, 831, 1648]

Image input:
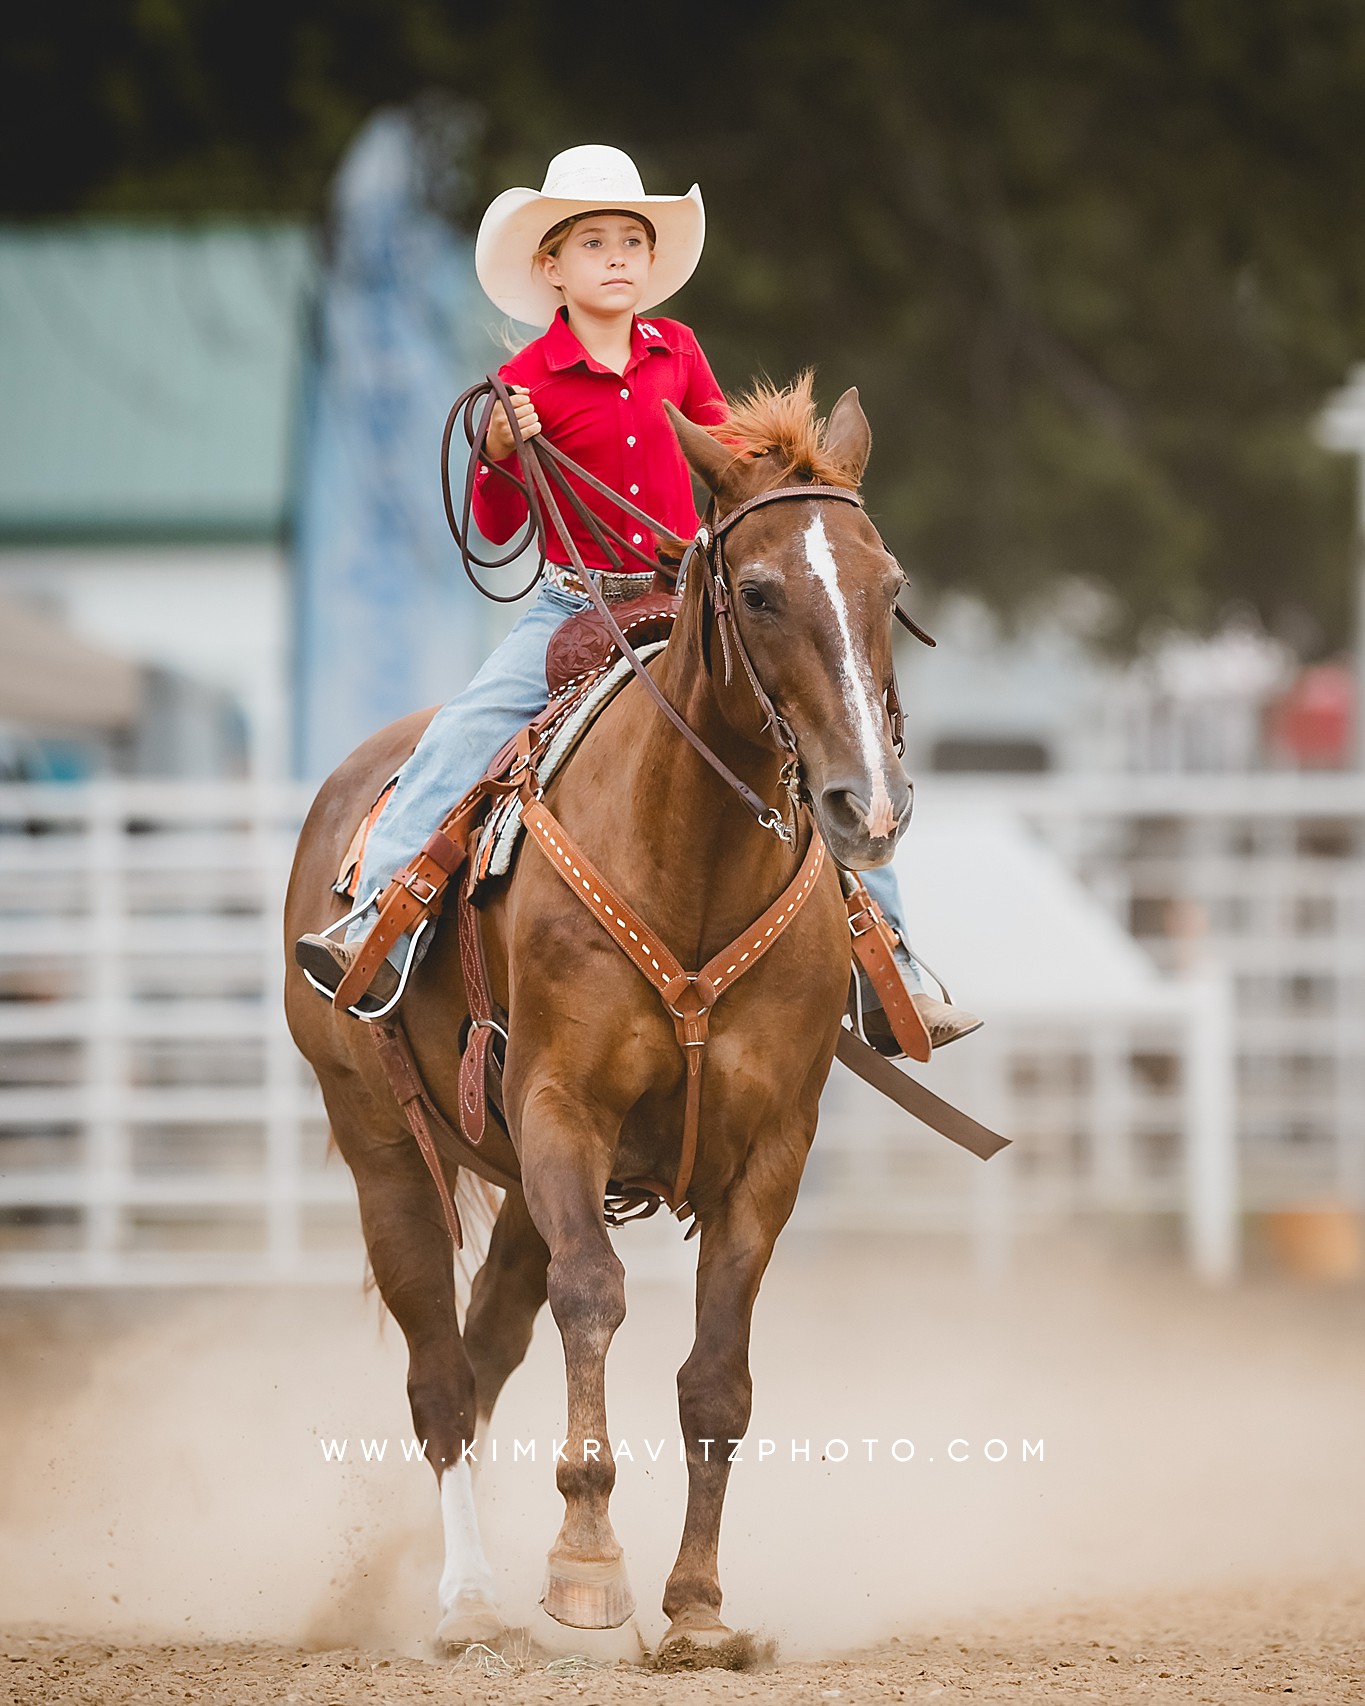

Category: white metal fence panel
[932, 776, 1365, 1214]
[5, 774, 1353, 1286]
[0, 782, 356, 1284]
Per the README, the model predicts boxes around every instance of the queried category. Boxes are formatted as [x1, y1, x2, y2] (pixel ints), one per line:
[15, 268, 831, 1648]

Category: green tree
[5, 0, 1363, 650]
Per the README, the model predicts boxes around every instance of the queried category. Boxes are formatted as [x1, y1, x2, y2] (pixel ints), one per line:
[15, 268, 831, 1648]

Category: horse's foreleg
[462, 1183, 549, 1423]
[518, 1088, 633, 1631]
[660, 1160, 801, 1653]
[342, 1132, 503, 1650]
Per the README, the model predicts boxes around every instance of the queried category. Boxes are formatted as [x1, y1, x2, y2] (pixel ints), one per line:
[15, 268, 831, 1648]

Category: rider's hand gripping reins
[440, 375, 931, 842]
[343, 378, 988, 1243]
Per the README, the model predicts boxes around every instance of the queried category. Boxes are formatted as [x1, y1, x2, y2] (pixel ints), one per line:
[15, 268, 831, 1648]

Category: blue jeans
[351, 582, 590, 930]
[349, 581, 926, 993]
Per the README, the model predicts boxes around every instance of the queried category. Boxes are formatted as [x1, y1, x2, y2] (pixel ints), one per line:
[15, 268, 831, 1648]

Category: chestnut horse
[283, 379, 913, 1657]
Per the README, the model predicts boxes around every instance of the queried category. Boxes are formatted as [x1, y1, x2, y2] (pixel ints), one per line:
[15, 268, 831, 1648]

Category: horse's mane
[716, 371, 858, 489]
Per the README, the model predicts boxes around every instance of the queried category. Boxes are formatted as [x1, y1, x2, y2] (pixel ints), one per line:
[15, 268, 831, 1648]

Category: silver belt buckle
[847, 905, 880, 938]
[600, 570, 651, 604]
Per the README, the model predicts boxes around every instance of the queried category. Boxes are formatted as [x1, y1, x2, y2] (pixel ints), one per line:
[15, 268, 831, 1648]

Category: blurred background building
[0, 223, 311, 781]
[1, 4, 1363, 1286]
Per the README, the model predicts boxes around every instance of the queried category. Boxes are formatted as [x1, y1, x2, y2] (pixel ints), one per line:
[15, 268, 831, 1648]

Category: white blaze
[802, 512, 896, 838]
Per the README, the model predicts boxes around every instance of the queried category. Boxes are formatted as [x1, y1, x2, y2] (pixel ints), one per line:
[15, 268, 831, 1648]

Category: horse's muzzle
[816, 775, 913, 867]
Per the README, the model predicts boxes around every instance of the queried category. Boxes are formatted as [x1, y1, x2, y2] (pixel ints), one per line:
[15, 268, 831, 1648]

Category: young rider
[295, 145, 980, 1053]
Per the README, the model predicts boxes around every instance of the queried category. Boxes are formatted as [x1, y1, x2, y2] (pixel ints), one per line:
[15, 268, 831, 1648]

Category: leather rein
[371, 378, 945, 1227]
[333, 378, 1003, 1253]
[441, 375, 932, 843]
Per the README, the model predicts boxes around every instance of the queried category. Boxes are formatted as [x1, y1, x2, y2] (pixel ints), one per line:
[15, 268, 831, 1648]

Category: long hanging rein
[439, 374, 932, 843]
[338, 378, 976, 1248]
[353, 378, 964, 1234]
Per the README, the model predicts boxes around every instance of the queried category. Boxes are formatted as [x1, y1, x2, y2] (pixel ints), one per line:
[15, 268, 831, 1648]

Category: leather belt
[546, 562, 655, 604]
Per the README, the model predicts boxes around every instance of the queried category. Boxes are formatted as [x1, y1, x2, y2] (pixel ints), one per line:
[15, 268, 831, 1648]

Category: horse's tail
[361, 1170, 505, 1323]
[452, 1171, 504, 1317]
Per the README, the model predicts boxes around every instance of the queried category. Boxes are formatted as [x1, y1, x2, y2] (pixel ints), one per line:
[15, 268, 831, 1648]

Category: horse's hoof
[435, 1592, 507, 1651]
[661, 1613, 733, 1650]
[654, 1617, 772, 1672]
[540, 1552, 635, 1629]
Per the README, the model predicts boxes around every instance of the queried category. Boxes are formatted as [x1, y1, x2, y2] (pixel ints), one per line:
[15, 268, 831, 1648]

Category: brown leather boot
[857, 967, 983, 1056]
[295, 933, 400, 1011]
[911, 993, 984, 1050]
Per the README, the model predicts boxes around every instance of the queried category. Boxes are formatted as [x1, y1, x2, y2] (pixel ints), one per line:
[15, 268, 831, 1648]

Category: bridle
[345, 378, 992, 1245]
[686, 480, 934, 784]
[441, 374, 934, 845]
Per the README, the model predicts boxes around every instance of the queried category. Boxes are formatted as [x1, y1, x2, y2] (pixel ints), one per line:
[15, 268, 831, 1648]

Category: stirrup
[298, 886, 432, 1024]
[905, 949, 952, 1008]
[848, 961, 875, 1048]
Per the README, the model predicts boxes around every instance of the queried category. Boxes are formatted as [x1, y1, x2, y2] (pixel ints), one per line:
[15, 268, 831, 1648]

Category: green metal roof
[0, 224, 316, 539]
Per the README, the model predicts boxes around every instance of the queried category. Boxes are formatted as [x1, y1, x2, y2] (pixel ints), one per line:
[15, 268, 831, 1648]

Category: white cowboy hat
[475, 144, 705, 328]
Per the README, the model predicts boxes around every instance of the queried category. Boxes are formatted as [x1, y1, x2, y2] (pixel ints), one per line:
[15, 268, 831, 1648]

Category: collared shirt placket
[617, 372, 647, 552]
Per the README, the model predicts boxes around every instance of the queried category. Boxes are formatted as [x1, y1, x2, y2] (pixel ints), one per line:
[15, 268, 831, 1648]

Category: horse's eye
[740, 585, 767, 612]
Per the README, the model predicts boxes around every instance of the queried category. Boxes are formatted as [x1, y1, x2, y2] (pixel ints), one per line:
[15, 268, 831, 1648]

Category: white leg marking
[802, 512, 896, 837]
[437, 1461, 496, 1615]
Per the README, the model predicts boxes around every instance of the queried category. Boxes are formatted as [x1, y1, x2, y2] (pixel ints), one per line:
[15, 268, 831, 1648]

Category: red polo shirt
[472, 309, 727, 571]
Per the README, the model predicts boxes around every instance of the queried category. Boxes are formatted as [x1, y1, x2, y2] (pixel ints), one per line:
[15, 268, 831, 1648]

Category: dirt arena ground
[2, 1232, 1363, 1703]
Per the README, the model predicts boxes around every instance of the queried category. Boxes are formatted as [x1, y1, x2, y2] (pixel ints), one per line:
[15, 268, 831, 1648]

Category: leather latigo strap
[370, 1019, 524, 1250]
[457, 869, 497, 1147]
[371, 1023, 466, 1248]
[521, 795, 826, 1213]
[833, 1029, 1009, 1159]
[845, 875, 932, 1063]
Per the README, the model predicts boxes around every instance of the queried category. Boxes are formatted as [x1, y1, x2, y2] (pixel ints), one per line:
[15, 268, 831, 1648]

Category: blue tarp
[292, 110, 516, 780]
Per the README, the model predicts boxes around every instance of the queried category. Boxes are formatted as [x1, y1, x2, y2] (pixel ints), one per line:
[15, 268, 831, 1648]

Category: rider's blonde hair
[533, 208, 658, 264]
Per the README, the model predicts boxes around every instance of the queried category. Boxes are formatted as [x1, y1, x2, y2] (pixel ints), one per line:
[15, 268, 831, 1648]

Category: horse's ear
[664, 402, 733, 494]
[824, 387, 871, 484]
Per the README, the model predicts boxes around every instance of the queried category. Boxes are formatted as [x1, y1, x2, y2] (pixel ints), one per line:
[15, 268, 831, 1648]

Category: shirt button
[629, 484, 639, 495]
[620, 387, 630, 398]
[632, 533, 643, 545]
[626, 435, 636, 447]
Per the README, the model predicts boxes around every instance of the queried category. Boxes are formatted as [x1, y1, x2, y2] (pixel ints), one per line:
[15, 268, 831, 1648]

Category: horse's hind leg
[339, 1121, 505, 1650]
[462, 1184, 550, 1423]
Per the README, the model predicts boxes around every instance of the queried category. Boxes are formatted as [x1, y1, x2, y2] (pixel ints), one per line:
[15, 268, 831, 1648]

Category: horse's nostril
[821, 778, 913, 844]
[821, 787, 870, 833]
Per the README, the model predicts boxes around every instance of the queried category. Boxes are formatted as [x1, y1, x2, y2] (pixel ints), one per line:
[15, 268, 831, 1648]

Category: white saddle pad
[469, 640, 668, 892]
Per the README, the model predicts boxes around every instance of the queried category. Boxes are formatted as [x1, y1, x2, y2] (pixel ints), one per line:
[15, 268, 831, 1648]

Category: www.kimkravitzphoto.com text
[314, 1435, 1046, 1467]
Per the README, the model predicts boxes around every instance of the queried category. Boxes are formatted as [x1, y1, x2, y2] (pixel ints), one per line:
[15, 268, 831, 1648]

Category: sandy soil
[2, 1233, 1363, 1701]
[4, 1577, 1362, 1705]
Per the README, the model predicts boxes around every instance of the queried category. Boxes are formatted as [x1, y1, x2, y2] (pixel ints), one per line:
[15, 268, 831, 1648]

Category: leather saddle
[334, 589, 681, 903]
[544, 586, 680, 696]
